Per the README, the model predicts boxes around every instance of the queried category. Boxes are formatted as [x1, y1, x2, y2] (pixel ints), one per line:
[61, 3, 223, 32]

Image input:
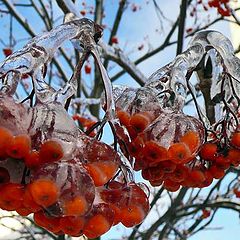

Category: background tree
[0, 0, 240, 240]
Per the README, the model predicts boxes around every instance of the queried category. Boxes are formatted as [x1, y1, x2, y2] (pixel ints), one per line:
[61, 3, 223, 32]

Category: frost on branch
[0, 13, 240, 239]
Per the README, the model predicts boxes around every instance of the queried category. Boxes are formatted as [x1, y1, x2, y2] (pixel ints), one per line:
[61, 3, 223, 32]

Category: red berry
[84, 64, 91, 74]
[201, 209, 211, 219]
[142, 141, 168, 165]
[111, 36, 119, 44]
[233, 188, 240, 198]
[3, 48, 12, 57]
[129, 113, 151, 133]
[80, 10, 86, 16]
[117, 110, 131, 126]
[30, 179, 59, 207]
[39, 140, 64, 164]
[209, 165, 225, 179]
[6, 134, 31, 159]
[34, 211, 61, 233]
[0, 183, 24, 211]
[25, 151, 40, 169]
[0, 127, 13, 159]
[60, 216, 85, 236]
[168, 143, 192, 164]
[200, 143, 218, 161]
[231, 132, 240, 149]
[163, 179, 180, 192]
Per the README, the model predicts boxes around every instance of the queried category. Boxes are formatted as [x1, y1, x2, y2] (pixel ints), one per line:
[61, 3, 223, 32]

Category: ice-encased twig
[189, 31, 240, 128]
[0, 17, 101, 103]
[145, 30, 240, 127]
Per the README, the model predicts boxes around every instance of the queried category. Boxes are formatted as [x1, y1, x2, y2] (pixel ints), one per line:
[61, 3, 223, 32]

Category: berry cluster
[199, 130, 240, 177]
[208, 0, 231, 16]
[116, 108, 210, 190]
[114, 83, 240, 192]
[99, 181, 150, 228]
[189, 0, 232, 19]
[0, 95, 150, 238]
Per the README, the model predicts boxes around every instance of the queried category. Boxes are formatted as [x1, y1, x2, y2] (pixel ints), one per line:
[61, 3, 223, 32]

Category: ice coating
[28, 102, 79, 158]
[73, 134, 120, 186]
[114, 86, 137, 111]
[31, 160, 95, 217]
[145, 31, 239, 123]
[114, 86, 164, 120]
[188, 30, 240, 96]
[0, 18, 98, 75]
[143, 111, 205, 150]
[114, 43, 205, 114]
[0, 95, 31, 135]
[112, 85, 132, 103]
[0, 17, 102, 103]
[188, 30, 240, 130]
[145, 44, 204, 111]
[90, 45, 116, 121]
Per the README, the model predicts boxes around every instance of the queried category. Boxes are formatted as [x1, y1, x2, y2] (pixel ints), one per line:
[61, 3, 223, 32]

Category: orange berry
[23, 185, 41, 213]
[6, 134, 31, 159]
[142, 166, 164, 181]
[163, 179, 180, 192]
[227, 148, 240, 166]
[149, 179, 163, 187]
[201, 209, 211, 219]
[25, 151, 40, 169]
[63, 196, 87, 216]
[34, 211, 61, 233]
[128, 136, 144, 157]
[117, 110, 131, 126]
[83, 214, 111, 239]
[85, 161, 118, 186]
[189, 169, 206, 183]
[39, 140, 64, 164]
[233, 188, 240, 198]
[60, 216, 85, 236]
[160, 160, 177, 173]
[170, 165, 188, 183]
[180, 131, 200, 153]
[200, 170, 213, 188]
[0, 183, 24, 211]
[209, 165, 225, 179]
[129, 113, 151, 133]
[120, 205, 146, 227]
[231, 132, 240, 148]
[109, 204, 121, 225]
[16, 206, 32, 216]
[200, 143, 217, 161]
[30, 179, 59, 207]
[0, 127, 13, 158]
[168, 142, 192, 164]
[142, 141, 168, 165]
